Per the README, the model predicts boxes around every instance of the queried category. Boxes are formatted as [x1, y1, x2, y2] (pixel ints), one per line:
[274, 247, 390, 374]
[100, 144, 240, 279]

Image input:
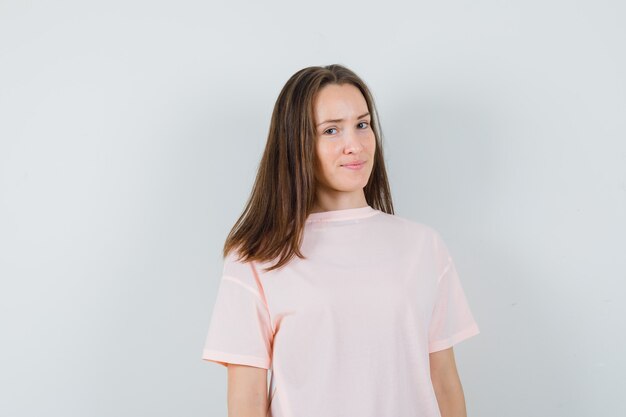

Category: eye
[358, 121, 370, 129]
[323, 127, 337, 135]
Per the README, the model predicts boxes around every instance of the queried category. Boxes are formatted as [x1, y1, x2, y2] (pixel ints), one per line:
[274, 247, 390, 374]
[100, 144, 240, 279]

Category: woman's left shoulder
[375, 211, 442, 242]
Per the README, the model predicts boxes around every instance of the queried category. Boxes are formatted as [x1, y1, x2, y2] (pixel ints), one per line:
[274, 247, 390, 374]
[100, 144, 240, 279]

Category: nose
[344, 129, 363, 154]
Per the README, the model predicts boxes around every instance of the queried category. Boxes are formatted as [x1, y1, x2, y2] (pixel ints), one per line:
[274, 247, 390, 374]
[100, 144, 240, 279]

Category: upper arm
[429, 347, 468, 416]
[429, 346, 461, 390]
[227, 363, 268, 416]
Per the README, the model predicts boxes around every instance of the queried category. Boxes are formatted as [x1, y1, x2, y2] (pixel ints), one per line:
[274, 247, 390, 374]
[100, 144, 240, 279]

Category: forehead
[313, 83, 368, 119]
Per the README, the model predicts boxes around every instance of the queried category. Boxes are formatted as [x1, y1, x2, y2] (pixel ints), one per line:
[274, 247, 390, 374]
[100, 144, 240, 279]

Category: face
[312, 83, 376, 200]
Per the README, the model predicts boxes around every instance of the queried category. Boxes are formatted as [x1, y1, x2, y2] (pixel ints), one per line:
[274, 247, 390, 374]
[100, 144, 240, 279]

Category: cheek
[316, 143, 336, 167]
[368, 134, 376, 153]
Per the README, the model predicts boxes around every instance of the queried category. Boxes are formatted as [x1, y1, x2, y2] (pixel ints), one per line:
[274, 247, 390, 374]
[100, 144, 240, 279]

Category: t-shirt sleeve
[201, 253, 274, 369]
[428, 233, 480, 353]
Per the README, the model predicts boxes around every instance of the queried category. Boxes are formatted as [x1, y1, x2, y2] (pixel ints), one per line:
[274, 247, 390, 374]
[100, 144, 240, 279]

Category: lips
[341, 160, 365, 167]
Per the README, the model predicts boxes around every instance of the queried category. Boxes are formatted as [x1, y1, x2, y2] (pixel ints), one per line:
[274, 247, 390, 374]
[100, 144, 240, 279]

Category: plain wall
[1, 0, 624, 416]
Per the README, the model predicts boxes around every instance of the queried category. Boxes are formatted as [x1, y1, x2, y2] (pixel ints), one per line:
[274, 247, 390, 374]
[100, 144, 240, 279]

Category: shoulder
[374, 210, 452, 265]
[374, 210, 443, 244]
[221, 250, 264, 287]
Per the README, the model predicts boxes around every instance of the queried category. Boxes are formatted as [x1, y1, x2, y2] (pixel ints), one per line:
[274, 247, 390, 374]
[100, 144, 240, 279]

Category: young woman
[201, 64, 480, 417]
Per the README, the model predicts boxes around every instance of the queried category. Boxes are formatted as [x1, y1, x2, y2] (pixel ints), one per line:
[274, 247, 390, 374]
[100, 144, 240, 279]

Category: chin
[333, 182, 369, 192]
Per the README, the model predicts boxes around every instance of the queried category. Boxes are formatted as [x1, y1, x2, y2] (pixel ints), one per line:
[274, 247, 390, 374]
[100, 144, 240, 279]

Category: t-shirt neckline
[305, 204, 378, 223]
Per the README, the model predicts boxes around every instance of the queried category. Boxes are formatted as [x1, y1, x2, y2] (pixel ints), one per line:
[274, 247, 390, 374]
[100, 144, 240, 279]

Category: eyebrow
[316, 112, 370, 127]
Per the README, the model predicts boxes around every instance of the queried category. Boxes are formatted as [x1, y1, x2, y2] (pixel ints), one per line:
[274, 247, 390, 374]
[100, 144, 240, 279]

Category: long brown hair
[223, 64, 394, 272]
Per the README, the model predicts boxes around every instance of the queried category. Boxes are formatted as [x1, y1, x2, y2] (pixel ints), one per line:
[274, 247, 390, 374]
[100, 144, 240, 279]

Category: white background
[1, 0, 625, 416]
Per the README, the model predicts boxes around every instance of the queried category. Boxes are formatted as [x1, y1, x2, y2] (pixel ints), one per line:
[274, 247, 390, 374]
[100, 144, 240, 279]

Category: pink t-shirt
[202, 205, 480, 417]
